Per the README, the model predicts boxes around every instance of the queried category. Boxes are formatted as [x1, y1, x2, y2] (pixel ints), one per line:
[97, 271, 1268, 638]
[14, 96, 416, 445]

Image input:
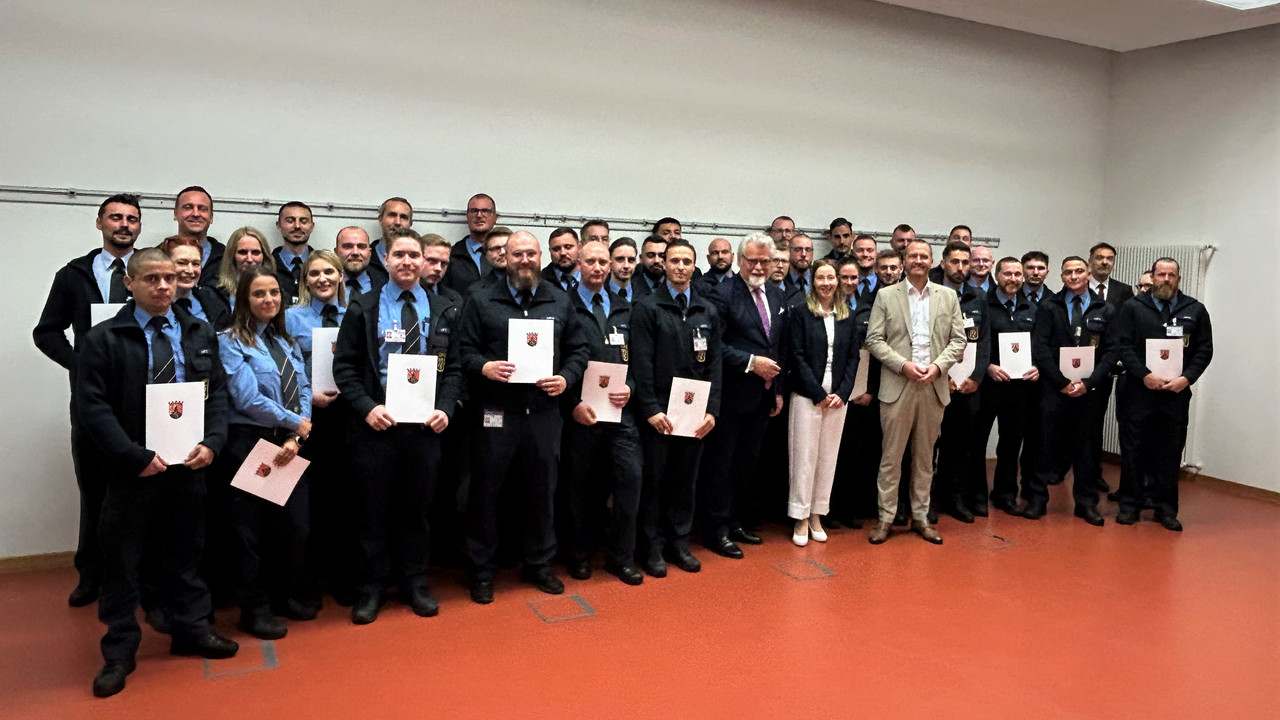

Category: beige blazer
[864, 280, 968, 405]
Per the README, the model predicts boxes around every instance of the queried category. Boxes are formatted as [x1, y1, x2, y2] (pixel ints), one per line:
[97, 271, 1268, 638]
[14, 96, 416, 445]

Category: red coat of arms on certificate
[1010, 343, 1020, 353]
[1071, 358, 1081, 369]
[599, 375, 610, 388]
[1160, 349, 1170, 360]
[527, 332, 538, 347]
[168, 401, 183, 419]
[407, 368, 421, 384]
[256, 463, 272, 478]
[684, 391, 695, 405]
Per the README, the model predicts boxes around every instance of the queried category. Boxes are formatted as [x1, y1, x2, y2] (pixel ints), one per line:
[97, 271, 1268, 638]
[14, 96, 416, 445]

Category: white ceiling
[873, 0, 1280, 51]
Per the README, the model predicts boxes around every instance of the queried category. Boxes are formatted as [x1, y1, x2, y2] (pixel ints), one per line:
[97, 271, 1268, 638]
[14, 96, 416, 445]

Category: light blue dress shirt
[219, 323, 312, 429]
[134, 305, 185, 382]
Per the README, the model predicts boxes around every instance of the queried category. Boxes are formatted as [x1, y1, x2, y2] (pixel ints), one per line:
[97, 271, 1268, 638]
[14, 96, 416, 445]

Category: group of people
[34, 188, 1213, 698]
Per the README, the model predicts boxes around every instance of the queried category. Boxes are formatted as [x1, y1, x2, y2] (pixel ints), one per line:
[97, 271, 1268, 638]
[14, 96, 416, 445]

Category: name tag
[384, 328, 407, 343]
[483, 410, 504, 429]
[1166, 326, 1184, 337]
[963, 317, 975, 328]
[608, 333, 625, 346]
[693, 336, 708, 353]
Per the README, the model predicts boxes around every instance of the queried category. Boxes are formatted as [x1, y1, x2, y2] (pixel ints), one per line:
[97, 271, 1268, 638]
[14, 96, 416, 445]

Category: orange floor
[2, 468, 1278, 720]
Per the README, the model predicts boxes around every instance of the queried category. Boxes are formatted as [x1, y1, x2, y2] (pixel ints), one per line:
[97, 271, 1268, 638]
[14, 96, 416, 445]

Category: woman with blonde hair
[784, 258, 861, 546]
[215, 227, 276, 307]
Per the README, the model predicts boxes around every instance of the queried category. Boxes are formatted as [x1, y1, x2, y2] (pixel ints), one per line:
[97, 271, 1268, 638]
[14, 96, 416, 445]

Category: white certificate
[666, 378, 711, 438]
[998, 332, 1033, 379]
[385, 353, 438, 423]
[311, 328, 340, 394]
[1059, 347, 1095, 382]
[948, 342, 977, 384]
[91, 303, 126, 326]
[508, 318, 554, 383]
[851, 348, 871, 398]
[230, 439, 310, 506]
[145, 381, 205, 465]
[582, 361, 628, 423]
[1146, 339, 1183, 378]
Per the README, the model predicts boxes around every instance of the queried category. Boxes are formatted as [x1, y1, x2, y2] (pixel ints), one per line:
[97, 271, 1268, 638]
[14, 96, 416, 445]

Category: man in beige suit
[864, 239, 967, 544]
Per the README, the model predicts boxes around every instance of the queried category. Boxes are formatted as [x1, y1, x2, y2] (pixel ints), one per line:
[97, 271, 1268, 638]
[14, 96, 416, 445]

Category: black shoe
[892, 509, 909, 526]
[238, 610, 287, 640]
[469, 579, 494, 605]
[1074, 506, 1105, 526]
[640, 553, 667, 578]
[404, 587, 439, 617]
[949, 503, 975, 524]
[331, 588, 356, 607]
[1021, 500, 1047, 520]
[840, 516, 864, 530]
[351, 592, 383, 624]
[993, 499, 1024, 518]
[92, 660, 135, 698]
[170, 632, 238, 659]
[926, 508, 938, 524]
[824, 517, 842, 530]
[520, 566, 565, 595]
[144, 608, 171, 635]
[69, 579, 99, 608]
[972, 503, 989, 518]
[604, 559, 643, 586]
[704, 536, 744, 560]
[728, 527, 763, 545]
[1115, 508, 1139, 525]
[664, 546, 702, 573]
[274, 598, 319, 621]
[566, 558, 592, 581]
[1155, 514, 1183, 532]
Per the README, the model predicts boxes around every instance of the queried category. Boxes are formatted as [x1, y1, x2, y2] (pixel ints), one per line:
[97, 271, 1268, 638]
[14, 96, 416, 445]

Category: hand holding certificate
[582, 361, 628, 423]
[997, 332, 1033, 379]
[385, 354, 438, 423]
[666, 378, 711, 438]
[145, 382, 205, 465]
[1146, 339, 1183, 379]
[311, 328, 340, 394]
[1059, 347, 1095, 383]
[508, 318, 554, 383]
[948, 343, 977, 384]
[231, 439, 309, 506]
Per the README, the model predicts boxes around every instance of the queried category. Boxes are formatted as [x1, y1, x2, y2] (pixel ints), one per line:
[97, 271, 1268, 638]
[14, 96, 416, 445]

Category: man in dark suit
[77, 248, 238, 697]
[694, 237, 735, 290]
[419, 234, 463, 305]
[631, 235, 667, 299]
[366, 197, 413, 274]
[1111, 258, 1213, 531]
[781, 234, 814, 306]
[441, 193, 497, 295]
[333, 229, 463, 624]
[824, 218, 855, 262]
[851, 234, 880, 303]
[33, 193, 141, 607]
[558, 239, 644, 585]
[335, 227, 388, 297]
[457, 231, 591, 604]
[929, 225, 972, 283]
[1087, 241, 1134, 496]
[1021, 250, 1052, 306]
[542, 227, 581, 291]
[271, 201, 316, 306]
[608, 237, 639, 301]
[171, 186, 223, 287]
[699, 232, 785, 557]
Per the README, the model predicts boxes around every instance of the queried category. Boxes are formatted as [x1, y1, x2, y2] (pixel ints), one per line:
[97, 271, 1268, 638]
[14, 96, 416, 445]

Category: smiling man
[272, 202, 316, 306]
[172, 186, 221, 287]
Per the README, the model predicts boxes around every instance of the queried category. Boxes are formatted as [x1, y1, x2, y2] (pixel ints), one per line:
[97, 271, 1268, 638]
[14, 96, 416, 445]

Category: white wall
[0, 0, 1114, 557]
[1102, 25, 1280, 492]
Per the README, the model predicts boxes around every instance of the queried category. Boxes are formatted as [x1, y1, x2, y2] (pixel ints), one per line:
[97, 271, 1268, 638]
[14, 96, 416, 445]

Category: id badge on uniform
[963, 317, 975, 328]
[608, 332, 625, 346]
[693, 335, 708, 353]
[483, 410, 504, 429]
[1166, 326, 1184, 337]
[385, 327, 407, 343]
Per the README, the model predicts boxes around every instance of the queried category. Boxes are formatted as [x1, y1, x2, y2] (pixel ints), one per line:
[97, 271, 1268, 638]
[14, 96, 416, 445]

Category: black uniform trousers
[223, 424, 310, 614]
[1091, 375, 1119, 492]
[98, 466, 212, 663]
[69, 402, 106, 587]
[973, 379, 1038, 505]
[935, 388, 983, 510]
[1031, 387, 1105, 509]
[831, 401, 881, 521]
[351, 423, 441, 593]
[466, 406, 561, 580]
[698, 393, 773, 541]
[754, 402, 791, 525]
[558, 419, 643, 566]
[638, 427, 702, 558]
[1117, 383, 1189, 518]
[299, 402, 356, 601]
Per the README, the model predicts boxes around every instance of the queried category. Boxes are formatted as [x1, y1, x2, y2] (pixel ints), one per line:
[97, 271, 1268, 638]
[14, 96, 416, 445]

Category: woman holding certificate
[216, 267, 313, 640]
[784, 259, 860, 546]
[284, 251, 354, 609]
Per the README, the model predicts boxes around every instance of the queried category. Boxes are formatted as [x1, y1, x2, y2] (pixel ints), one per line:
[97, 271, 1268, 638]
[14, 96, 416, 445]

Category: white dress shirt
[906, 282, 932, 367]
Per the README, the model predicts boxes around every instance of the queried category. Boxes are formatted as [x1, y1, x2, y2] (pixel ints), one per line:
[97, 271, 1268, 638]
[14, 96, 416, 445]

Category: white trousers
[788, 393, 848, 519]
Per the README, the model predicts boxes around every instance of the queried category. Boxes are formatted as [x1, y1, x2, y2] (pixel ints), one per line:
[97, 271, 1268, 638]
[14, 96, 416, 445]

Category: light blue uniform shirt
[219, 323, 312, 429]
[346, 270, 375, 295]
[176, 293, 207, 323]
[666, 282, 690, 308]
[1066, 290, 1092, 323]
[376, 282, 429, 387]
[278, 246, 309, 272]
[463, 235, 484, 272]
[285, 298, 346, 379]
[94, 249, 133, 302]
[577, 282, 611, 317]
[134, 305, 185, 382]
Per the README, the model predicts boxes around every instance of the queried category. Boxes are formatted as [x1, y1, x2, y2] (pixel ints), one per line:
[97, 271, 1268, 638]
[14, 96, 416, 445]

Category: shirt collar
[907, 282, 931, 298]
[995, 288, 1016, 305]
[577, 282, 605, 307]
[133, 305, 175, 328]
[309, 297, 337, 314]
[666, 282, 690, 301]
[96, 248, 133, 272]
[507, 280, 537, 301]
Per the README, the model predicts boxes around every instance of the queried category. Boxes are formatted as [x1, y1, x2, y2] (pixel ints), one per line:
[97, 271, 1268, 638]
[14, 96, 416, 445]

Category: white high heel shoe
[792, 519, 810, 547]
[809, 516, 828, 543]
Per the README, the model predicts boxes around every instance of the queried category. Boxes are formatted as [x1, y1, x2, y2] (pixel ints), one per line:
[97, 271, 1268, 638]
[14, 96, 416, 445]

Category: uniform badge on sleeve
[967, 328, 979, 341]
[168, 401, 183, 419]
[437, 354, 446, 372]
[695, 351, 706, 363]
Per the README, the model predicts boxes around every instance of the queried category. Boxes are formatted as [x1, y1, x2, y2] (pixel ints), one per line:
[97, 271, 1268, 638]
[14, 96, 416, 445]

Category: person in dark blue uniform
[335, 226, 388, 298]
[271, 201, 316, 306]
[334, 228, 463, 622]
[457, 230, 591, 604]
[170, 186, 223, 288]
[215, 267, 313, 640]
[830, 256, 880, 528]
[77, 248, 238, 697]
[163, 238, 230, 330]
[33, 193, 141, 607]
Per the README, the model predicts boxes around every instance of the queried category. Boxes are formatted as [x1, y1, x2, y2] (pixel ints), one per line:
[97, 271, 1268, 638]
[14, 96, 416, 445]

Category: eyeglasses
[740, 257, 772, 266]
[1137, 283, 1153, 291]
[467, 208, 495, 216]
